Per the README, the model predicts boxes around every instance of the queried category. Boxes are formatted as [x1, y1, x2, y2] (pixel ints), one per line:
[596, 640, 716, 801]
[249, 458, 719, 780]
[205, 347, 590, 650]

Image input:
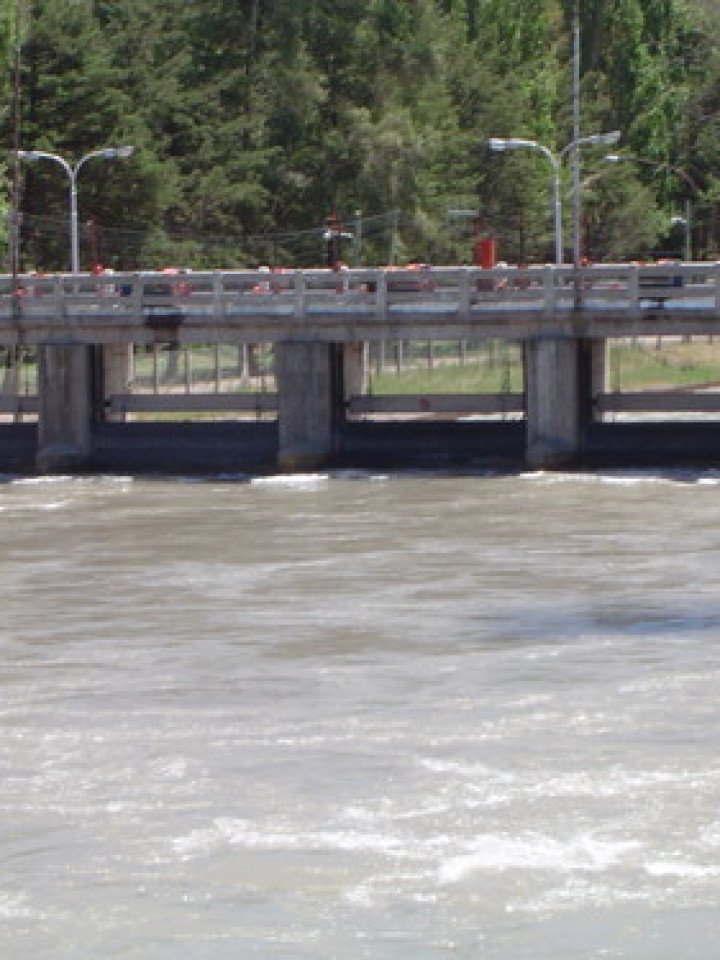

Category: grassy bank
[370, 339, 720, 395]
[370, 358, 523, 394]
[610, 339, 720, 390]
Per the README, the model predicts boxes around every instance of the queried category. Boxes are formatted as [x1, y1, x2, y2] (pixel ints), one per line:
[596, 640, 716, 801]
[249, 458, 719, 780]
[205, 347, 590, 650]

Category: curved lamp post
[604, 153, 699, 261]
[489, 131, 620, 264]
[15, 145, 134, 273]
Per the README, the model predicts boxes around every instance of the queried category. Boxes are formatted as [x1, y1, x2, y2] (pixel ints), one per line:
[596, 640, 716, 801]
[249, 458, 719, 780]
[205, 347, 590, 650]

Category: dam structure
[3, 262, 720, 474]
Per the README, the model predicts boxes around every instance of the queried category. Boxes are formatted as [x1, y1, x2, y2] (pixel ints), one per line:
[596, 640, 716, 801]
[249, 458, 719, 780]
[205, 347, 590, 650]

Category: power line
[14, 209, 411, 269]
[16, 209, 404, 247]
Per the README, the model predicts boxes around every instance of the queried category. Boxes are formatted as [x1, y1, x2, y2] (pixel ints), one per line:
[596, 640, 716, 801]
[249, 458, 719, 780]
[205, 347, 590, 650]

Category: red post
[473, 236, 497, 269]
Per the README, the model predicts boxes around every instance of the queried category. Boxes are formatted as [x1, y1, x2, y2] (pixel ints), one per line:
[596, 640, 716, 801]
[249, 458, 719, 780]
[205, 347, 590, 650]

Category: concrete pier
[275, 341, 370, 469]
[524, 337, 580, 469]
[275, 342, 339, 470]
[37, 344, 93, 472]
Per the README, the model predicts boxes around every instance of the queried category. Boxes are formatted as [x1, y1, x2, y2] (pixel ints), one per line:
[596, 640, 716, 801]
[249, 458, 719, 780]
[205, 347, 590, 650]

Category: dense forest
[2, 0, 720, 270]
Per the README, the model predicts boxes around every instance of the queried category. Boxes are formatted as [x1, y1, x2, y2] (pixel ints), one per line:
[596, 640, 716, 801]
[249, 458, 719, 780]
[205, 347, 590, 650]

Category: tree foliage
[2, 0, 719, 268]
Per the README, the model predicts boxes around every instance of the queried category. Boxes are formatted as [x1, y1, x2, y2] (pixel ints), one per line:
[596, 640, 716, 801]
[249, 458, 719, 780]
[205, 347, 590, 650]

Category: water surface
[1, 470, 720, 959]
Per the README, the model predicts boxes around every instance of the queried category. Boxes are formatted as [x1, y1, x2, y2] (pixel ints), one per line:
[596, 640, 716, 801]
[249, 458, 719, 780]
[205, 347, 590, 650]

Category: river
[1, 469, 720, 959]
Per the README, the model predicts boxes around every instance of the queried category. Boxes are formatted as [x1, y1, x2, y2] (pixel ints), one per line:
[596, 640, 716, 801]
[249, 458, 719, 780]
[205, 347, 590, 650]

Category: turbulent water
[2, 469, 720, 959]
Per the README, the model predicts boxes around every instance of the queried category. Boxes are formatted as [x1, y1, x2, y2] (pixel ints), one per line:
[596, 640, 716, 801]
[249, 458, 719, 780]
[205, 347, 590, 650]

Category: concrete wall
[524, 337, 580, 469]
[37, 344, 93, 472]
[275, 342, 338, 470]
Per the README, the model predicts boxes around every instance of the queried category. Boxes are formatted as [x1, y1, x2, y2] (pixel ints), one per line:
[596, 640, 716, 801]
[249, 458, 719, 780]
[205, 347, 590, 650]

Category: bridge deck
[2, 263, 719, 345]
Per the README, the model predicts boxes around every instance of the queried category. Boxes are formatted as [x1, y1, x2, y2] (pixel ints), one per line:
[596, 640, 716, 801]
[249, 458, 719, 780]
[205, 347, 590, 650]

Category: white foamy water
[1, 470, 720, 959]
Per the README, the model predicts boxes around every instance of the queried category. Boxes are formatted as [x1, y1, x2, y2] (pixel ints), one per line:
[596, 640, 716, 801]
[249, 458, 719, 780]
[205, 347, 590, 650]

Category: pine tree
[1, 0, 715, 267]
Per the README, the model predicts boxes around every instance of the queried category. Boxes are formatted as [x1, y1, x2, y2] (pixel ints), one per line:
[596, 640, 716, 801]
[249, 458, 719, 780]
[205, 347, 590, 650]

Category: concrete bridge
[3, 261, 720, 474]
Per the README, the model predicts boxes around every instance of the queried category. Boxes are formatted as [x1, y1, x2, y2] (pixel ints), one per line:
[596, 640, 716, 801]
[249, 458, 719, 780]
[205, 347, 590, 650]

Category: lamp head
[489, 137, 538, 151]
[585, 130, 621, 147]
[100, 145, 135, 160]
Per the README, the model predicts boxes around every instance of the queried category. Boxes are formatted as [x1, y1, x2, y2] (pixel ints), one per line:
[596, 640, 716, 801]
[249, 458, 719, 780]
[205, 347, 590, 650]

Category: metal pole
[69, 168, 79, 272]
[684, 196, 692, 261]
[389, 211, 398, 265]
[10, 2, 21, 277]
[353, 209, 362, 264]
[552, 161, 563, 266]
[532, 144, 563, 264]
[571, 0, 581, 267]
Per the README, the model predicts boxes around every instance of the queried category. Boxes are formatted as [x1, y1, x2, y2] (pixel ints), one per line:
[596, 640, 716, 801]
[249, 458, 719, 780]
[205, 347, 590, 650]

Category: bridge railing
[2, 263, 720, 329]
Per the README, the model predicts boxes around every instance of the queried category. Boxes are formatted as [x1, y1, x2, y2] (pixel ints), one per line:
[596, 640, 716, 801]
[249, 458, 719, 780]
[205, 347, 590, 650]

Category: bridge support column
[276, 342, 341, 470]
[101, 344, 134, 422]
[343, 342, 368, 401]
[37, 344, 93, 473]
[525, 336, 581, 469]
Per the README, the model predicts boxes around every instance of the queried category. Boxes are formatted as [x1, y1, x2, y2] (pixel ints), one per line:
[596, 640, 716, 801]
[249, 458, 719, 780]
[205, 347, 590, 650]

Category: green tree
[12, 0, 163, 269]
[0, 0, 20, 262]
[2, 0, 713, 268]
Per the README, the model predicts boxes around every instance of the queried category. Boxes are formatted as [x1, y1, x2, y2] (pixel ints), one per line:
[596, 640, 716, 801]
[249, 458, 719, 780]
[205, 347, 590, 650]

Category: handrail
[2, 263, 720, 334]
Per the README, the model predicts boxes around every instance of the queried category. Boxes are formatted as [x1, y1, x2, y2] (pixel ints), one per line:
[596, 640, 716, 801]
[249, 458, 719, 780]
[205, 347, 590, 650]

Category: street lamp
[670, 214, 690, 261]
[604, 153, 698, 261]
[489, 131, 620, 264]
[15, 145, 134, 272]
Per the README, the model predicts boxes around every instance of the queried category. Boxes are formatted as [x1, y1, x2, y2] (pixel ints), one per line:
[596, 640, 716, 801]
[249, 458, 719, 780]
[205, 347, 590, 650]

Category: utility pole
[571, 0, 581, 268]
[389, 210, 399, 266]
[10, 0, 22, 278]
[353, 209, 363, 264]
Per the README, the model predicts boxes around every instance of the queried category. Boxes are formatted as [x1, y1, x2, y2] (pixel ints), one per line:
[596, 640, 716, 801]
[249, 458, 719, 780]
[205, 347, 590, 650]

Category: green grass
[371, 359, 523, 394]
[610, 341, 720, 390]
[131, 344, 275, 391]
[371, 339, 720, 395]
